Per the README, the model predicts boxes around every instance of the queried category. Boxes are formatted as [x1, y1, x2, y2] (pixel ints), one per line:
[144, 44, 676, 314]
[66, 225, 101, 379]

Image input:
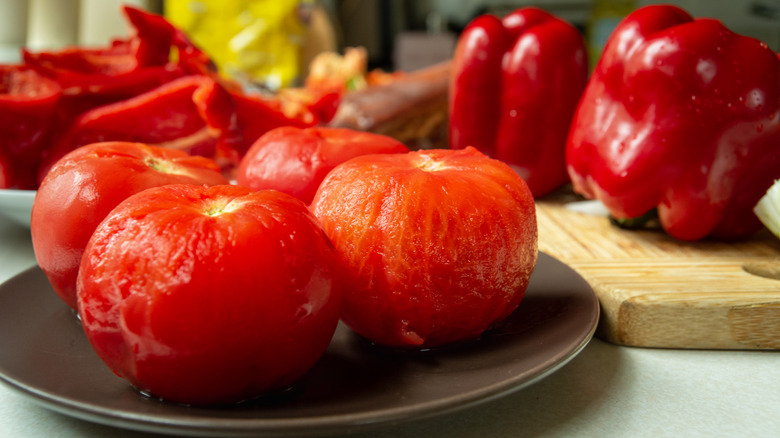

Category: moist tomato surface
[77, 184, 342, 405]
[237, 126, 408, 204]
[310, 147, 538, 349]
[31, 142, 228, 310]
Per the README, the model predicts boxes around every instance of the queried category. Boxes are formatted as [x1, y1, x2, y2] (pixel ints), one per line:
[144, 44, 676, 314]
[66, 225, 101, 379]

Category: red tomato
[31, 142, 229, 310]
[236, 126, 408, 204]
[310, 147, 538, 349]
[77, 184, 341, 406]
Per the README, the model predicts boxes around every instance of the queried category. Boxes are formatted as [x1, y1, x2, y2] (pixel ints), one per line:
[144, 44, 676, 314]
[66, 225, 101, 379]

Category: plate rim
[0, 188, 36, 228]
[0, 252, 599, 436]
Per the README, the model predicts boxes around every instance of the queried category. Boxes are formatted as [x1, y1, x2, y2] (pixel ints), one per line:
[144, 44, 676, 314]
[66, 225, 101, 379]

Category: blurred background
[1, 0, 779, 87]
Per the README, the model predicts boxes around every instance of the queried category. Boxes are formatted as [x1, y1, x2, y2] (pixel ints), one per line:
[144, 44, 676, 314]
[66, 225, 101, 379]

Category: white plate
[0, 189, 35, 228]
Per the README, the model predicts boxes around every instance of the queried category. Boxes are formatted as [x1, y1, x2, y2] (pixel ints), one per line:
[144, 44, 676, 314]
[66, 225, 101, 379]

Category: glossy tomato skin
[310, 147, 538, 349]
[77, 184, 342, 406]
[31, 142, 228, 310]
[236, 126, 408, 204]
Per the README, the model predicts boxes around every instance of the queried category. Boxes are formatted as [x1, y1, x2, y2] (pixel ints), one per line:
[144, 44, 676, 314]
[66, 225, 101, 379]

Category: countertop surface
[0, 215, 778, 438]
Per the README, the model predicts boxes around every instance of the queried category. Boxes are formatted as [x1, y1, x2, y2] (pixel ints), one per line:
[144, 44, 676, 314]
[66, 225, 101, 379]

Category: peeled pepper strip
[6, 5, 306, 188]
[22, 6, 213, 114]
[0, 66, 61, 189]
[449, 7, 588, 198]
[39, 75, 242, 182]
[0, 151, 10, 188]
[37, 73, 315, 182]
[566, 5, 780, 241]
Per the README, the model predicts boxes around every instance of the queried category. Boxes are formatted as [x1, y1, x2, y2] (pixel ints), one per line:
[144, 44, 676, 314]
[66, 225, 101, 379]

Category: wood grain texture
[536, 192, 780, 350]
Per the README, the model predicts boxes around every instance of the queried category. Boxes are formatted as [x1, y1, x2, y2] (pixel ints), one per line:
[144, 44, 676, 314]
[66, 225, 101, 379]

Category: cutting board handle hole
[742, 259, 780, 281]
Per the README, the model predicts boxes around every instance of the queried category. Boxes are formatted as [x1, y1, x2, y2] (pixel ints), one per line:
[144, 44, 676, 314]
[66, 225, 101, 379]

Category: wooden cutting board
[535, 190, 780, 350]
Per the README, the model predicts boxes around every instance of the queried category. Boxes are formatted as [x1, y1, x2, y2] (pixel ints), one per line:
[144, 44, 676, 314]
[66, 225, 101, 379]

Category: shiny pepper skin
[566, 5, 780, 240]
[449, 7, 588, 198]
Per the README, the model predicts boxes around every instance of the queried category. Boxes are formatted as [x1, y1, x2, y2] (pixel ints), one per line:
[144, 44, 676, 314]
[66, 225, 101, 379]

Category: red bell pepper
[40, 75, 242, 181]
[9, 5, 311, 187]
[449, 7, 588, 197]
[21, 6, 212, 114]
[0, 65, 61, 189]
[0, 149, 12, 189]
[566, 5, 780, 241]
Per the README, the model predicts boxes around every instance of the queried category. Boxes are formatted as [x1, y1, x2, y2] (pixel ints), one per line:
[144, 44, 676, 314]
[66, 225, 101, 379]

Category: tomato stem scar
[414, 156, 447, 172]
[204, 199, 242, 217]
[144, 156, 175, 173]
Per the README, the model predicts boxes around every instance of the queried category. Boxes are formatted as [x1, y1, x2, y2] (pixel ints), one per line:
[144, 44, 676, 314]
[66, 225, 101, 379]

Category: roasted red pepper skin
[10, 6, 306, 187]
[22, 6, 212, 115]
[449, 7, 588, 197]
[0, 65, 61, 189]
[39, 75, 242, 181]
[0, 150, 12, 188]
[566, 5, 780, 241]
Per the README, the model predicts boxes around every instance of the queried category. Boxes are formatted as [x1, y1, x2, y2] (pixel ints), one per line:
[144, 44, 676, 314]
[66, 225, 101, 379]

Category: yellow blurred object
[165, 0, 322, 90]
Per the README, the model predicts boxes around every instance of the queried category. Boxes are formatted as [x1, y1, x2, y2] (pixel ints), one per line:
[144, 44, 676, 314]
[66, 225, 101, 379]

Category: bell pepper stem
[609, 209, 660, 230]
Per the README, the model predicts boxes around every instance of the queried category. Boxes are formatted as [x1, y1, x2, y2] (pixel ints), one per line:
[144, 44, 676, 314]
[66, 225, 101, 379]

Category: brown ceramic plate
[0, 252, 598, 436]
